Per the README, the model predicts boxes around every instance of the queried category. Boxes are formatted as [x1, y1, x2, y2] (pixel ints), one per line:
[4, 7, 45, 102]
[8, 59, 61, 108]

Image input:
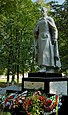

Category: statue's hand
[52, 40, 56, 45]
[52, 38, 57, 45]
[35, 54, 38, 63]
[54, 56, 59, 61]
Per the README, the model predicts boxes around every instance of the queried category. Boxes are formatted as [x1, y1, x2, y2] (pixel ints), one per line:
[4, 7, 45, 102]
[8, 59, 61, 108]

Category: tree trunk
[17, 64, 19, 83]
[12, 65, 15, 85]
[7, 68, 10, 86]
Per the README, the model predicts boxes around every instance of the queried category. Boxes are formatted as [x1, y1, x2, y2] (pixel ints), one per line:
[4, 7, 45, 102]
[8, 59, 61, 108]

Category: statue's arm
[33, 24, 39, 62]
[47, 17, 58, 44]
[47, 17, 60, 60]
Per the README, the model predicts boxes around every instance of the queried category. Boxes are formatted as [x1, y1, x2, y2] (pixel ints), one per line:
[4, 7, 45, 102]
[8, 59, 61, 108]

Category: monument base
[22, 73, 68, 114]
[22, 72, 68, 95]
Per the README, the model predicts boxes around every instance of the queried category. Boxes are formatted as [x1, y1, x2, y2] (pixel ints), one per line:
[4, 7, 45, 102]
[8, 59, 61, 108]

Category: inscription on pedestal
[50, 81, 67, 95]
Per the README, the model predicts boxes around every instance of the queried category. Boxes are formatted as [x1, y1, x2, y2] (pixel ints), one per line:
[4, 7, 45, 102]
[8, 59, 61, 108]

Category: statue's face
[41, 7, 47, 17]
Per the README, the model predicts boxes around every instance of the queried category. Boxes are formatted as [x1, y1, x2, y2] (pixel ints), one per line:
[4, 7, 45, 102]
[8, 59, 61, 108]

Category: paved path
[0, 85, 21, 95]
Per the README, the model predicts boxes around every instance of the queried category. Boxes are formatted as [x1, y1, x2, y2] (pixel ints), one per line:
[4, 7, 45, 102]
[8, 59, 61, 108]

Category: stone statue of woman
[34, 7, 61, 73]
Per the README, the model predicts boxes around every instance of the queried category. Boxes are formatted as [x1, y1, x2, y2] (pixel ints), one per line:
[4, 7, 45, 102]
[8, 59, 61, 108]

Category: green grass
[0, 78, 22, 83]
[0, 79, 7, 82]
[0, 77, 22, 87]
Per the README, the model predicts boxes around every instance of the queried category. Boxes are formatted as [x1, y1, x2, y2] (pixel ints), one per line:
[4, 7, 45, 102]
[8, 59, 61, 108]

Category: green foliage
[0, 0, 40, 75]
[50, 0, 68, 74]
[0, 69, 4, 75]
[30, 96, 44, 115]
[0, 0, 68, 75]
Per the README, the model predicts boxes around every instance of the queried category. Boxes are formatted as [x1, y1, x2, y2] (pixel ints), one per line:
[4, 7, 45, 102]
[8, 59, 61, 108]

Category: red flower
[45, 99, 52, 107]
[17, 99, 22, 106]
[23, 98, 32, 110]
[39, 95, 46, 102]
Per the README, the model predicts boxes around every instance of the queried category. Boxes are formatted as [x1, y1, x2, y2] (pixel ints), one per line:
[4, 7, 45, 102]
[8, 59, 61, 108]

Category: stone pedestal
[50, 81, 67, 95]
[22, 73, 68, 95]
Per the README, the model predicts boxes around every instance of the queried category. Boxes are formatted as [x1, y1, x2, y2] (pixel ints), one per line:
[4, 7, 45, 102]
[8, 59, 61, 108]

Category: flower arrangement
[0, 91, 62, 115]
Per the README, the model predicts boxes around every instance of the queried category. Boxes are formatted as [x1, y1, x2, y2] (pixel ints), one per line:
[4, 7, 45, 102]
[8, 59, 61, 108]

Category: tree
[0, 0, 41, 82]
[50, 0, 68, 74]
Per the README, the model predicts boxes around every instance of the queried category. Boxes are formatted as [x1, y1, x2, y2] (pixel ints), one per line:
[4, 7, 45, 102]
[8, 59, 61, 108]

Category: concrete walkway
[0, 85, 21, 95]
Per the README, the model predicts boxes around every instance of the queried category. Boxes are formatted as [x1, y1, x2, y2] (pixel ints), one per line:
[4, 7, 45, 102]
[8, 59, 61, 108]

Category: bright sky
[32, 0, 65, 4]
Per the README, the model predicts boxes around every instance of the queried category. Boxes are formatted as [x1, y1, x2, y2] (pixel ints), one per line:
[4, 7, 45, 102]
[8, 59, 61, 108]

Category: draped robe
[34, 16, 61, 68]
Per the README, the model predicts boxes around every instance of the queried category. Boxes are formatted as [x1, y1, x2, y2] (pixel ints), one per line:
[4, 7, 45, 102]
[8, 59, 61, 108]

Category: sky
[32, 0, 65, 4]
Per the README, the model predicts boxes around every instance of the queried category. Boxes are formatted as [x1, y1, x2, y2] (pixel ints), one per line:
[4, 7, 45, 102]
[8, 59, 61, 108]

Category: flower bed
[0, 91, 62, 115]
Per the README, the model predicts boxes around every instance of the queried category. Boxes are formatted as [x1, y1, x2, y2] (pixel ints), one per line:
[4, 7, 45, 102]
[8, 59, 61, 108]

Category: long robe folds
[34, 16, 61, 68]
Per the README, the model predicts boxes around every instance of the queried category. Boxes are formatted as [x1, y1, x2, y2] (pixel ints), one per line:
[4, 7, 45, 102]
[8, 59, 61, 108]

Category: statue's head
[41, 7, 48, 17]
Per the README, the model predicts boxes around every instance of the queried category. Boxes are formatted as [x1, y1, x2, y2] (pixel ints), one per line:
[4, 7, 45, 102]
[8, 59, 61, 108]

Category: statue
[34, 7, 61, 73]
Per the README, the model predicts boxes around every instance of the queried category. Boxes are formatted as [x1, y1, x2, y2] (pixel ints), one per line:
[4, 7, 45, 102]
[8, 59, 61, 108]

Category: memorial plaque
[50, 81, 67, 95]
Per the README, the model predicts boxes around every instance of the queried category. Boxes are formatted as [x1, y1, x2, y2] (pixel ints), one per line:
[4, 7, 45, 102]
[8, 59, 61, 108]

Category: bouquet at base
[0, 90, 62, 115]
